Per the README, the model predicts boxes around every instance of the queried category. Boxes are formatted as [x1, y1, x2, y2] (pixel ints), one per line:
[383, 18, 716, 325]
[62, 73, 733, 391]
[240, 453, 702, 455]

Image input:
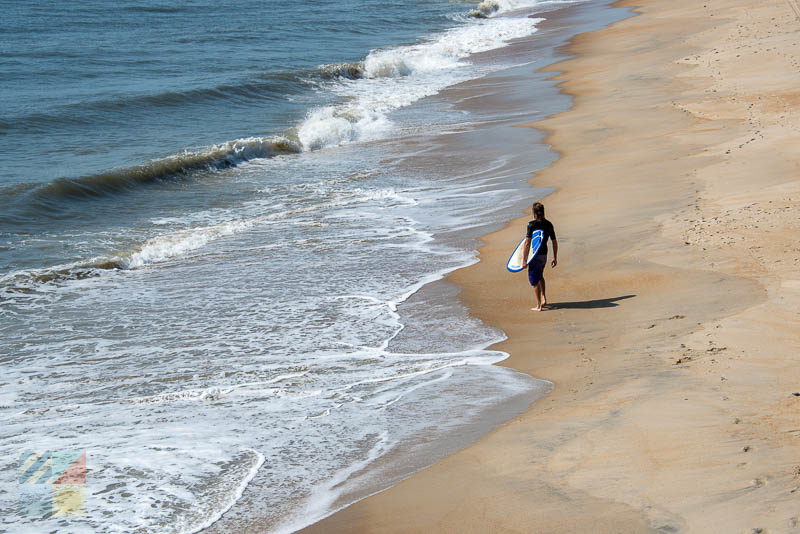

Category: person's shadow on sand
[546, 294, 635, 310]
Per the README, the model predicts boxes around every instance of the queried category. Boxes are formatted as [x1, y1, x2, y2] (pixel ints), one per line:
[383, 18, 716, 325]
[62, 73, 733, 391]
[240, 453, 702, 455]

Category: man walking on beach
[522, 202, 557, 311]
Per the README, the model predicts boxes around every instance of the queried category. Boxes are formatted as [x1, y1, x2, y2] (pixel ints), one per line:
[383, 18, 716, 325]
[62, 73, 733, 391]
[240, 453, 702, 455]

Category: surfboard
[506, 229, 544, 272]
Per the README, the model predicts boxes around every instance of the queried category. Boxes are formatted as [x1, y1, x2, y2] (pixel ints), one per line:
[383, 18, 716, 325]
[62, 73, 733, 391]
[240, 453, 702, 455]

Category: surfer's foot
[531, 306, 543, 311]
[541, 297, 547, 308]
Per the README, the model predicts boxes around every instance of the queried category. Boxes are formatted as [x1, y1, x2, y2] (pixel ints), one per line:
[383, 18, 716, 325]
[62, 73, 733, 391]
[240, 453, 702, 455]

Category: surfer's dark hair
[532, 202, 545, 219]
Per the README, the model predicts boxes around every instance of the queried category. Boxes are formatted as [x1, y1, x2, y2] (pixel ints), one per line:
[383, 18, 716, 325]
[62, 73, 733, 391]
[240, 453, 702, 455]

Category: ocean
[0, 1, 624, 532]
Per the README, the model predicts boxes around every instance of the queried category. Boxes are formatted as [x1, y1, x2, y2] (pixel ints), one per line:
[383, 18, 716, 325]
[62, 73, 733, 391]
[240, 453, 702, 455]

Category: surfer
[522, 202, 557, 311]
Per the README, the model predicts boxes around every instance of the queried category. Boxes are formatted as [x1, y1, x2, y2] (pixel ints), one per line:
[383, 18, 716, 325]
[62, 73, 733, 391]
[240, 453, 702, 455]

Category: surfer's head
[532, 202, 545, 220]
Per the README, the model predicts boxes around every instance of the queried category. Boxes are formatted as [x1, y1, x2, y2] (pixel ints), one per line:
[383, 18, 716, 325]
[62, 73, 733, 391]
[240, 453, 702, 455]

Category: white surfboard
[506, 229, 544, 272]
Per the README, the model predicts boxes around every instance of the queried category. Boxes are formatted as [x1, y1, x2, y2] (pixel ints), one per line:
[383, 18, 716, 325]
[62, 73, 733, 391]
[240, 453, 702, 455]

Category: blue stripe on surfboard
[530, 230, 543, 259]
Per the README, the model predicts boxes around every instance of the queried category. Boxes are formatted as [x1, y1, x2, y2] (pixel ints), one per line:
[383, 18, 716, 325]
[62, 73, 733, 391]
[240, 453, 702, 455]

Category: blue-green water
[1, 0, 457, 186]
[0, 1, 628, 533]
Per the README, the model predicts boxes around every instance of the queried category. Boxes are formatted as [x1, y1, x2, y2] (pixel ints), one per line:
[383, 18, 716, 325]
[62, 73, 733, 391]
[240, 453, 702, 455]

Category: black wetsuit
[526, 218, 556, 257]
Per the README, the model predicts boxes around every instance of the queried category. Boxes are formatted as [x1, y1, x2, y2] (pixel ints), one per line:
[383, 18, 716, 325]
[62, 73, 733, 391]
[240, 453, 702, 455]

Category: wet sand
[300, 0, 800, 532]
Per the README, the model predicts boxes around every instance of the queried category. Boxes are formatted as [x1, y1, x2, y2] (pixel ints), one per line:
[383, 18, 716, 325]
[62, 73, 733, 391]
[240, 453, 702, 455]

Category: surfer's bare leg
[541, 278, 547, 308]
[533, 282, 543, 311]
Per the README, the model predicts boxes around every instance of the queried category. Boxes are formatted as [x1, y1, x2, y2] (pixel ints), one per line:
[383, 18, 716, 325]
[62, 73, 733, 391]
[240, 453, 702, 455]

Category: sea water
[0, 1, 617, 532]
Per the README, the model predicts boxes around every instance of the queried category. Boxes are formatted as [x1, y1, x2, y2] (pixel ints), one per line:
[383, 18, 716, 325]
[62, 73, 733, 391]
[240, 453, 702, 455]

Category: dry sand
[299, 0, 800, 532]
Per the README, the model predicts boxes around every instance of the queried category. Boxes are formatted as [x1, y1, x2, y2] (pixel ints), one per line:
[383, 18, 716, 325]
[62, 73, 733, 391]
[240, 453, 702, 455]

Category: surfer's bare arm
[551, 238, 558, 268]
[522, 237, 531, 265]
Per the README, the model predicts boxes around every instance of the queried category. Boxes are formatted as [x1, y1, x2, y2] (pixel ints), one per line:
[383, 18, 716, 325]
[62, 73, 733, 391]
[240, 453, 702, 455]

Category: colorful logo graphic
[18, 450, 86, 517]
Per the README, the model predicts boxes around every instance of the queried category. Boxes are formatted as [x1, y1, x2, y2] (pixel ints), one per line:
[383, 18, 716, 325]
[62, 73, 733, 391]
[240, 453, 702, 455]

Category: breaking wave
[0, 186, 414, 293]
[7, 3, 546, 214]
[29, 136, 302, 204]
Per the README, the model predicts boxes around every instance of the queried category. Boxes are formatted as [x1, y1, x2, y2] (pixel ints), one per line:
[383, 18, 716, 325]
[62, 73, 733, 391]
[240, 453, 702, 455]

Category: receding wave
[30, 136, 301, 203]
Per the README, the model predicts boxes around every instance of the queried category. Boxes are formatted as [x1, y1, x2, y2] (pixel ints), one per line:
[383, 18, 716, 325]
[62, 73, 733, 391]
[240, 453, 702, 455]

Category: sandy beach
[300, 0, 800, 532]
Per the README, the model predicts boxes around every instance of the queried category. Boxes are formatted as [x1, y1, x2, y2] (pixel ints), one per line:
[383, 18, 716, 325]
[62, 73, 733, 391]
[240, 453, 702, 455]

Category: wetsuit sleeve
[526, 221, 534, 238]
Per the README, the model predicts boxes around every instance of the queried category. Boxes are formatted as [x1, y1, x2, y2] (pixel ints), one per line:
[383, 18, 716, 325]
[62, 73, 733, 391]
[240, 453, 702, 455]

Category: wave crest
[297, 107, 390, 151]
[31, 136, 301, 203]
[468, 0, 538, 18]
[469, 0, 501, 18]
[317, 62, 365, 80]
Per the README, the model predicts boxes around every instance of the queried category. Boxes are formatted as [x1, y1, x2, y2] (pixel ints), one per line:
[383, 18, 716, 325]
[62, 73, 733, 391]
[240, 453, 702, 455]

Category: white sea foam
[124, 219, 253, 269]
[362, 17, 542, 79]
[0, 163, 546, 534]
[297, 107, 391, 151]
[271, 432, 391, 534]
[182, 449, 266, 534]
[294, 16, 544, 152]
[0, 185, 422, 296]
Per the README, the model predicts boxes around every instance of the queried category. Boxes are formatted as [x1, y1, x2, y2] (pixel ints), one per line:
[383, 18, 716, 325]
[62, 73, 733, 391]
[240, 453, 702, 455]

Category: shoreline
[202, 4, 622, 532]
[300, 0, 800, 532]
